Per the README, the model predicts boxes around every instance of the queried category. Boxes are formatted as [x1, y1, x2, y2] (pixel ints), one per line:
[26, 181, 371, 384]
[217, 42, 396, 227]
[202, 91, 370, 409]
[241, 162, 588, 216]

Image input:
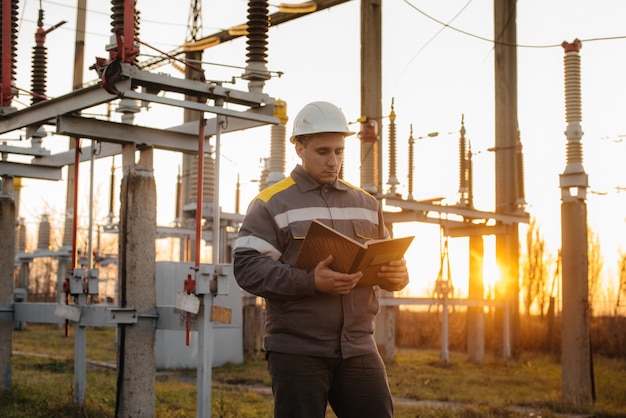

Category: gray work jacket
[233, 164, 389, 359]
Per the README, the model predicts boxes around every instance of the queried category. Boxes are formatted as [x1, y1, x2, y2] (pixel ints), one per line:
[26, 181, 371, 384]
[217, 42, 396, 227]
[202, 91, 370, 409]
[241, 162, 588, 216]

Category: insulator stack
[467, 143, 474, 207]
[565, 137, 583, 166]
[387, 101, 398, 194]
[458, 116, 467, 192]
[0, 0, 19, 106]
[10, 0, 18, 80]
[246, 1, 269, 66]
[457, 115, 469, 206]
[186, 156, 215, 206]
[110, 0, 140, 62]
[31, 8, 47, 105]
[134, 5, 140, 40]
[563, 41, 582, 125]
[31, 43, 46, 104]
[110, 0, 139, 36]
[563, 39, 584, 168]
[243, 0, 270, 92]
[407, 125, 415, 200]
[559, 39, 587, 201]
[110, 1, 125, 35]
[266, 100, 287, 186]
[37, 213, 51, 251]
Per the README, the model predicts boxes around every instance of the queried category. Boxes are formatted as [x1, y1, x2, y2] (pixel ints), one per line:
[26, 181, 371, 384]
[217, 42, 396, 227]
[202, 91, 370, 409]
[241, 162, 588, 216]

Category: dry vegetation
[396, 308, 626, 358]
[1, 315, 625, 417]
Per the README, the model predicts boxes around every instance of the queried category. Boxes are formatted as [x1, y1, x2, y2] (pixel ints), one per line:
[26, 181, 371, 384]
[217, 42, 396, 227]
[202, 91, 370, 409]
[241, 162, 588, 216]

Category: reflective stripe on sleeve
[234, 235, 282, 261]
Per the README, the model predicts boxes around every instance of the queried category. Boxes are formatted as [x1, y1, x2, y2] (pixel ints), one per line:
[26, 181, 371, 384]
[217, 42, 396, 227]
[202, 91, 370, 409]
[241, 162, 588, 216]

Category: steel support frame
[0, 58, 277, 416]
[0, 65, 278, 141]
[383, 196, 529, 237]
[0, 160, 62, 180]
[0, 67, 278, 180]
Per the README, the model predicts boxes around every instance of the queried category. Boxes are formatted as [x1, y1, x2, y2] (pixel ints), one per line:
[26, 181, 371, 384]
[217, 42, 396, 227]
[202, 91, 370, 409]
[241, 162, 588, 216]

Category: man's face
[296, 132, 345, 184]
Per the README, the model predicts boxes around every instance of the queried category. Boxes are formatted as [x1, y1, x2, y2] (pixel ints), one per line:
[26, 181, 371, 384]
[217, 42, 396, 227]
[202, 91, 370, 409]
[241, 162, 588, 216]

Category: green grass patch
[2, 324, 626, 417]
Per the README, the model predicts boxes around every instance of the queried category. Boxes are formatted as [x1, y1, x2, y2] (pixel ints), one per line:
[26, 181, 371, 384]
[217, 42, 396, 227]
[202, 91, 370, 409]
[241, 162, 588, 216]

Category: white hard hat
[290, 101, 355, 143]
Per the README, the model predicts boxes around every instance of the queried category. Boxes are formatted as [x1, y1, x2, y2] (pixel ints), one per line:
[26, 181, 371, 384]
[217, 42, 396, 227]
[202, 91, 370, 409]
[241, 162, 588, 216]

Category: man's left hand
[377, 258, 409, 292]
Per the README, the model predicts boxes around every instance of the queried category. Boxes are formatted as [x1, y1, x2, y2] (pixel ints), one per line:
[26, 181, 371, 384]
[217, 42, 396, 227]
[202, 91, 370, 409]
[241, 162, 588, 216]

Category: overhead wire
[401, 0, 626, 48]
[40, 0, 216, 31]
[391, 0, 473, 95]
[392, 0, 626, 169]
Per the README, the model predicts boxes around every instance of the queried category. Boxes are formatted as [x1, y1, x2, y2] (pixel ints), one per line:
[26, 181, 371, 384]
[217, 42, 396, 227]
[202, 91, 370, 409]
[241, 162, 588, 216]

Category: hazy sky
[6, 0, 626, 303]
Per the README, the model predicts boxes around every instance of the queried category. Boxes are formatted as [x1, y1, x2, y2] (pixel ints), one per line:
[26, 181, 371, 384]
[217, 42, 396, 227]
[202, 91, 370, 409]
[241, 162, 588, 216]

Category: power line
[402, 0, 626, 48]
[392, 0, 473, 95]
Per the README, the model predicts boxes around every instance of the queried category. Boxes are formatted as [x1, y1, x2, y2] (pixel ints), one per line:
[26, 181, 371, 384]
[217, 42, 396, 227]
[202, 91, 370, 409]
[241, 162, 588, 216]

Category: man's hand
[376, 258, 409, 292]
[313, 255, 362, 295]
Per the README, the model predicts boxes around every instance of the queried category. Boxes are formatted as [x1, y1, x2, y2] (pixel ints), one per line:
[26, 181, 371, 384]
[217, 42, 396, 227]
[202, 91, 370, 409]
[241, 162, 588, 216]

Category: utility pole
[493, 0, 520, 358]
[0, 179, 16, 390]
[0, 0, 18, 391]
[560, 39, 594, 406]
[360, 0, 382, 195]
[360, 0, 394, 359]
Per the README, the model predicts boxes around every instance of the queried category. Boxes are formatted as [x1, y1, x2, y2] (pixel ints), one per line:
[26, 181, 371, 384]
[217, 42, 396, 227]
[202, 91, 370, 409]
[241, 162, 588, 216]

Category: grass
[2, 324, 626, 417]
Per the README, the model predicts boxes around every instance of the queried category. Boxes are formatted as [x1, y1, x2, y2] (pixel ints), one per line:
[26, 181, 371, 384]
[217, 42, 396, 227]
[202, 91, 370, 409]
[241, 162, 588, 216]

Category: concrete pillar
[361, 0, 392, 358]
[493, 0, 520, 357]
[375, 220, 398, 360]
[116, 145, 157, 416]
[374, 289, 397, 361]
[560, 39, 593, 406]
[467, 235, 485, 363]
[360, 0, 382, 194]
[0, 179, 16, 389]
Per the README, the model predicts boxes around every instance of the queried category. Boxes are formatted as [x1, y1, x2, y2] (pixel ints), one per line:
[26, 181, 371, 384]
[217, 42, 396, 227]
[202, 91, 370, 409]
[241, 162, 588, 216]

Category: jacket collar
[291, 164, 351, 193]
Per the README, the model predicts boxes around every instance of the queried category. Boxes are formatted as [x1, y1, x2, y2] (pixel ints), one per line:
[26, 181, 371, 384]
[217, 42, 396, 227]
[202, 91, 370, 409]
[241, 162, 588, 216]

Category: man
[233, 101, 409, 418]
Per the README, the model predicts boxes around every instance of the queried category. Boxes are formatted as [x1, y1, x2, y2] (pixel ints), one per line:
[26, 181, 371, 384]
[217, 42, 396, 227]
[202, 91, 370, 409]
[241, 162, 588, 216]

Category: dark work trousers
[266, 351, 394, 418]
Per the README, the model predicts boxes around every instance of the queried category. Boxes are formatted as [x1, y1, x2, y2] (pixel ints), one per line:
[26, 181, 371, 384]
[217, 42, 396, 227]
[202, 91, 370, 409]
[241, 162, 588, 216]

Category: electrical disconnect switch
[196, 265, 215, 295]
[216, 264, 232, 296]
[197, 263, 231, 295]
[70, 268, 86, 295]
[203, 264, 233, 324]
[87, 268, 99, 295]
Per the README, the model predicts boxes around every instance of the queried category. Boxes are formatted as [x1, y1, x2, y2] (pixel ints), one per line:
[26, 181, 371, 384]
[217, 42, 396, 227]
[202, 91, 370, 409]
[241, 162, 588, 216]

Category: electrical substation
[0, 0, 595, 415]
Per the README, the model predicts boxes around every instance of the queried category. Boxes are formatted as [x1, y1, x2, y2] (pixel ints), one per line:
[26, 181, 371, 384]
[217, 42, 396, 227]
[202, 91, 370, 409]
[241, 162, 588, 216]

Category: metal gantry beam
[0, 65, 278, 138]
[0, 64, 279, 179]
[0, 82, 121, 134]
[0, 161, 62, 180]
[383, 196, 529, 237]
[56, 115, 201, 153]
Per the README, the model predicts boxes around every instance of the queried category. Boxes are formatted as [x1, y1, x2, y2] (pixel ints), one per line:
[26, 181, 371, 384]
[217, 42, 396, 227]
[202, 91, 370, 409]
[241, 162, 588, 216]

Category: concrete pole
[360, 0, 395, 360]
[560, 39, 594, 406]
[360, 0, 382, 195]
[467, 235, 485, 363]
[0, 178, 16, 390]
[493, 0, 520, 357]
[115, 143, 157, 416]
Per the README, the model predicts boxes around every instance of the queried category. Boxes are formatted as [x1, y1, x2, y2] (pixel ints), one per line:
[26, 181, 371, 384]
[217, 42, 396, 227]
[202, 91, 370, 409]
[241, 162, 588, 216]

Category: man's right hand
[313, 255, 362, 295]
